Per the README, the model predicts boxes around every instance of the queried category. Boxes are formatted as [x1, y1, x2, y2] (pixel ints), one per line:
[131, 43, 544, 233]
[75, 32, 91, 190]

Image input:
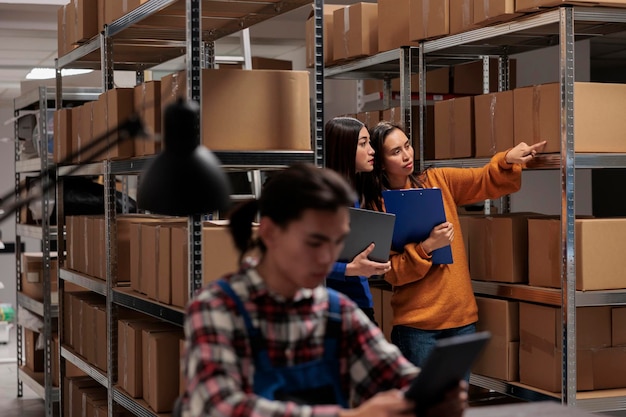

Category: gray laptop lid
[338, 207, 396, 263]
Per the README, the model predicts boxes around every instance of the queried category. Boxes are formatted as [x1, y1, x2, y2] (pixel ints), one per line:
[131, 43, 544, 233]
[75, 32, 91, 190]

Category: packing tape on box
[489, 94, 497, 155]
[343, 6, 350, 58]
[73, 0, 78, 40]
[483, 0, 490, 20]
[123, 0, 128, 14]
[519, 330, 555, 356]
[62, 5, 67, 54]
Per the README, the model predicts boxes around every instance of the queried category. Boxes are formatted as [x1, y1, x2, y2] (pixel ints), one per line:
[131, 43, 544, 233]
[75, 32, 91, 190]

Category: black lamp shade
[137, 99, 232, 215]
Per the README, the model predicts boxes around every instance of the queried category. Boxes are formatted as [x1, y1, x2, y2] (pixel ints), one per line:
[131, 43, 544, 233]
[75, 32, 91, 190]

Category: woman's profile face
[354, 127, 375, 173]
[381, 128, 414, 180]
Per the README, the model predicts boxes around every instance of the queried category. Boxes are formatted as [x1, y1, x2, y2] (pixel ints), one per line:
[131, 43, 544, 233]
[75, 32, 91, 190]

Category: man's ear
[257, 217, 274, 249]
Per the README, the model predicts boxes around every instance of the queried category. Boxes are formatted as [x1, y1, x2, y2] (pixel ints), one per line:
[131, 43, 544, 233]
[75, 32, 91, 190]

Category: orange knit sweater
[384, 151, 522, 330]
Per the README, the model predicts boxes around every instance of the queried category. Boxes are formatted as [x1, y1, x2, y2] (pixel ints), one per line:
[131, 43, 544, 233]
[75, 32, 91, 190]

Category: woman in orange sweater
[362, 121, 545, 368]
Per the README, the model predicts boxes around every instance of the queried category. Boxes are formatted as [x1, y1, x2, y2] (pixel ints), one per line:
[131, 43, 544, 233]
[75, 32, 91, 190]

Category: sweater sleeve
[435, 150, 522, 207]
[384, 243, 433, 287]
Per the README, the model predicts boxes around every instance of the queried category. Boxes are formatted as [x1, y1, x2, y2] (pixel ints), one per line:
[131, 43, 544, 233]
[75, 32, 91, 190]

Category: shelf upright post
[382, 77, 392, 110]
[481, 56, 492, 215]
[559, 6, 577, 407]
[400, 47, 412, 163]
[13, 93, 24, 401]
[498, 55, 511, 214]
[314, 0, 325, 168]
[101, 31, 114, 92]
[187, 0, 204, 297]
[39, 85, 56, 417]
[417, 45, 425, 172]
[102, 23, 119, 417]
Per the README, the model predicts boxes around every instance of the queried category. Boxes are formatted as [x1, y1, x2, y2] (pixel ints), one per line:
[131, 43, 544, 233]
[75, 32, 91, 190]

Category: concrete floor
[0, 326, 47, 417]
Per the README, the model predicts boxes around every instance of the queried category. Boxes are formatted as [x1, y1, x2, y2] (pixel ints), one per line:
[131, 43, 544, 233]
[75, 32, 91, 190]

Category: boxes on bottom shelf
[142, 328, 184, 413]
[518, 303, 626, 392]
[24, 328, 43, 373]
[473, 297, 519, 381]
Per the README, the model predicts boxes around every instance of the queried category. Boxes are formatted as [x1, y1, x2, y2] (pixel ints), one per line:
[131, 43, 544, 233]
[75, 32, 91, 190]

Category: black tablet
[338, 207, 396, 263]
[404, 331, 491, 411]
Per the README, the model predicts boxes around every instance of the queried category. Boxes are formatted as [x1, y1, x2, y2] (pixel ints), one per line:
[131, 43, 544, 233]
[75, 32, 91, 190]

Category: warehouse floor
[0, 327, 45, 417]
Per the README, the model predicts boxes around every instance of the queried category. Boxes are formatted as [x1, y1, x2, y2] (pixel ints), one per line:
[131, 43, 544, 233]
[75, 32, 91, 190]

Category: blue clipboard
[382, 188, 453, 264]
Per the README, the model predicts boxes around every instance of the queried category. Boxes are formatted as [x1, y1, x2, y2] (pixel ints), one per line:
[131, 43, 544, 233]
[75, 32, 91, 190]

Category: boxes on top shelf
[377, 0, 419, 52]
[332, 3, 378, 62]
[449, 0, 475, 35]
[166, 69, 312, 151]
[409, 0, 450, 42]
[305, 4, 345, 68]
[473, 0, 521, 26]
[514, 82, 626, 153]
[516, 0, 626, 12]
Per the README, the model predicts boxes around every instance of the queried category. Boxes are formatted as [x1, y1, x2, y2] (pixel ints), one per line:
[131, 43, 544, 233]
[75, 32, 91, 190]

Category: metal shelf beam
[16, 224, 58, 240]
[61, 346, 109, 387]
[471, 281, 562, 306]
[470, 374, 558, 403]
[113, 288, 184, 326]
[17, 292, 58, 317]
[17, 367, 60, 402]
[59, 269, 107, 296]
[113, 388, 159, 417]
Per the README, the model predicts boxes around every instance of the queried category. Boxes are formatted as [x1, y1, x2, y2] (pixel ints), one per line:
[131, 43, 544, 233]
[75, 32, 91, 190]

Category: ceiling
[0, 0, 375, 108]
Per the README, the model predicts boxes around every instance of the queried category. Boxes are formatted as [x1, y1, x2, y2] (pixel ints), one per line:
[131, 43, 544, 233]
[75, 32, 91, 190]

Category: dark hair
[363, 121, 425, 211]
[325, 117, 365, 188]
[229, 163, 356, 257]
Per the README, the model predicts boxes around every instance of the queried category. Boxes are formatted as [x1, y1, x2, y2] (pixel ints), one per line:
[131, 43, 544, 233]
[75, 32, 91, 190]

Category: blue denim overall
[217, 280, 349, 407]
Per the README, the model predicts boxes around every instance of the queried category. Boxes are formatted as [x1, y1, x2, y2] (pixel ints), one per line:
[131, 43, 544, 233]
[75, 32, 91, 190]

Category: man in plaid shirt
[181, 164, 468, 417]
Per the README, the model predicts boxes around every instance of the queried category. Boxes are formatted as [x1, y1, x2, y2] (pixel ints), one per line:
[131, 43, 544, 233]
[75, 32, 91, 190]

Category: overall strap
[216, 279, 263, 346]
[323, 289, 342, 359]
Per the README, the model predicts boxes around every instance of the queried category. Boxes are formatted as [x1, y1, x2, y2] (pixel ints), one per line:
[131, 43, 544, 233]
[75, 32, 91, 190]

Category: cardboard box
[80, 387, 107, 417]
[468, 214, 531, 283]
[90, 216, 106, 280]
[159, 70, 186, 114]
[52, 334, 59, 387]
[24, 328, 44, 372]
[201, 222, 242, 284]
[449, 0, 474, 35]
[68, 377, 101, 417]
[434, 96, 474, 159]
[105, 0, 149, 24]
[118, 319, 173, 398]
[412, 104, 436, 160]
[94, 305, 107, 371]
[142, 329, 184, 412]
[21, 252, 59, 302]
[171, 226, 189, 308]
[251, 56, 292, 70]
[452, 58, 517, 95]
[516, 0, 626, 12]
[305, 4, 345, 67]
[332, 3, 378, 61]
[613, 307, 626, 347]
[409, 0, 450, 42]
[133, 81, 161, 156]
[141, 224, 159, 298]
[520, 302, 623, 392]
[514, 82, 626, 153]
[386, 67, 450, 94]
[474, 0, 520, 26]
[77, 102, 94, 163]
[104, 88, 135, 159]
[71, 0, 98, 43]
[377, 0, 420, 52]
[473, 297, 519, 381]
[474, 91, 515, 157]
[57, 5, 69, 57]
[54, 109, 72, 164]
[157, 226, 172, 305]
[70, 107, 82, 164]
[528, 217, 626, 290]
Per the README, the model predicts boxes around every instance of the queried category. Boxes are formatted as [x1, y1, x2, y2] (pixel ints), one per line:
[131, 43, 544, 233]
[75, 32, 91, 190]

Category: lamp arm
[0, 115, 147, 224]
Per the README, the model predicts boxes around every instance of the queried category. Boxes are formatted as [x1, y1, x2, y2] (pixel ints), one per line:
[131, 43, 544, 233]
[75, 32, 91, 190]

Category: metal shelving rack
[13, 86, 98, 417]
[326, 5, 626, 413]
[54, 1, 325, 417]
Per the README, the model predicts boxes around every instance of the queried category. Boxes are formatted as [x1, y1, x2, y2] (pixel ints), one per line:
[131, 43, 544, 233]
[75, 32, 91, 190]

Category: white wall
[0, 106, 17, 306]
